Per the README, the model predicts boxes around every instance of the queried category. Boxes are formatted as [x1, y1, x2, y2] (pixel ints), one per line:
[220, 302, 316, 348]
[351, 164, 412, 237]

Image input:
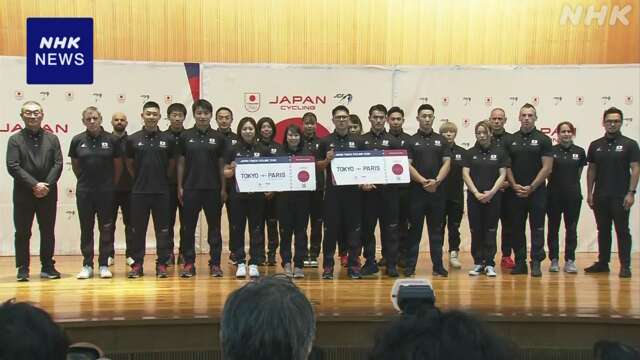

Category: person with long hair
[224, 117, 268, 278]
[463, 121, 508, 277]
[257, 117, 282, 266]
[546, 121, 586, 273]
[277, 124, 313, 278]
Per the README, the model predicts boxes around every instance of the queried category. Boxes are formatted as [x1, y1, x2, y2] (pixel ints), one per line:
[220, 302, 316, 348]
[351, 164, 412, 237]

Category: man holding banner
[317, 105, 365, 279]
[405, 104, 451, 278]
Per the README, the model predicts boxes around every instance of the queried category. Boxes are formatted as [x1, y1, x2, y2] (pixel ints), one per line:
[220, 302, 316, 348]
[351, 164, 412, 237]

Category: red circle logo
[392, 164, 404, 175]
[249, 94, 257, 102]
[298, 170, 310, 182]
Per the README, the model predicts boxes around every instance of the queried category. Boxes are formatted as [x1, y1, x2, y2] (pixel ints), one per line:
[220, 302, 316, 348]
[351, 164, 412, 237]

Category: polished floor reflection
[0, 253, 638, 323]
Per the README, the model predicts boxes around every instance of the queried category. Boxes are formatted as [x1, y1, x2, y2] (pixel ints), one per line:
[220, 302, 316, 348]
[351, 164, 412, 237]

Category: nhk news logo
[26, 17, 93, 84]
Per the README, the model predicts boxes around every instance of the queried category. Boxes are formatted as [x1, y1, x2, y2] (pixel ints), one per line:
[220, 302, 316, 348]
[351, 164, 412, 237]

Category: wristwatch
[629, 190, 637, 195]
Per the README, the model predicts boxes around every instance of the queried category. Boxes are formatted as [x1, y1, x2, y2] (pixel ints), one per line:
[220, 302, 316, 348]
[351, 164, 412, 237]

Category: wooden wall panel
[1, 0, 638, 64]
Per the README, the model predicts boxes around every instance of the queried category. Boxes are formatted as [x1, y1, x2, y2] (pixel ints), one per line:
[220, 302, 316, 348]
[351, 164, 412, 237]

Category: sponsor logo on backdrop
[26, 17, 93, 84]
[531, 96, 539, 106]
[463, 118, 471, 128]
[560, 4, 632, 26]
[576, 96, 584, 105]
[334, 93, 353, 105]
[65, 91, 74, 101]
[164, 95, 173, 105]
[92, 92, 102, 102]
[541, 126, 580, 144]
[117, 94, 126, 103]
[509, 96, 518, 106]
[140, 94, 150, 103]
[601, 96, 611, 105]
[463, 97, 472, 106]
[40, 91, 50, 101]
[268, 95, 326, 111]
[441, 97, 449, 106]
[625, 96, 633, 105]
[484, 96, 492, 106]
[553, 96, 562, 105]
[245, 92, 260, 112]
[0, 122, 69, 134]
[15, 91, 24, 100]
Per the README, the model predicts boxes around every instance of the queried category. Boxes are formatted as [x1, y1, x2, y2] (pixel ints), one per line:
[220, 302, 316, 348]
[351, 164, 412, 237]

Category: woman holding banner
[224, 117, 268, 279]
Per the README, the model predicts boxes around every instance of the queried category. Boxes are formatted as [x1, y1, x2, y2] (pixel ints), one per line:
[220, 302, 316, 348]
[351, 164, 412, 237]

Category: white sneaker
[76, 266, 93, 279]
[236, 263, 247, 278]
[468, 264, 484, 276]
[126, 257, 135, 266]
[485, 265, 497, 277]
[99, 266, 113, 279]
[249, 264, 260, 278]
[107, 256, 115, 267]
[283, 263, 293, 277]
[449, 251, 462, 269]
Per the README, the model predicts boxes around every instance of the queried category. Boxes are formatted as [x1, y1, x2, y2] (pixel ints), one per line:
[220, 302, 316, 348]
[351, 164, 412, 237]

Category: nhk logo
[27, 17, 93, 84]
[560, 4, 632, 26]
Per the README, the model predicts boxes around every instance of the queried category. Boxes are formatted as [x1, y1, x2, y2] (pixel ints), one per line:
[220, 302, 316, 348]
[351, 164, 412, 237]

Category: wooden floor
[0, 252, 639, 324]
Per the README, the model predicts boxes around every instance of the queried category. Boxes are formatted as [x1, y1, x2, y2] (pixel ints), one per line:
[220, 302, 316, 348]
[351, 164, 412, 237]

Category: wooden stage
[1, 252, 639, 359]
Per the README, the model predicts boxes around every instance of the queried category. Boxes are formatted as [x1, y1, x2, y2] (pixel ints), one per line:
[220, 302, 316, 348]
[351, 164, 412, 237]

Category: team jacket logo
[348, 141, 356, 148]
[209, 138, 216, 144]
[490, 154, 497, 160]
[80, 143, 87, 148]
[572, 153, 579, 159]
[232, 139, 238, 145]
[531, 139, 539, 146]
[101, 142, 109, 149]
[382, 140, 389, 146]
[159, 141, 167, 148]
[254, 152, 261, 157]
[455, 154, 462, 160]
[244, 93, 260, 112]
[270, 148, 277, 154]
[434, 140, 441, 146]
[616, 145, 623, 151]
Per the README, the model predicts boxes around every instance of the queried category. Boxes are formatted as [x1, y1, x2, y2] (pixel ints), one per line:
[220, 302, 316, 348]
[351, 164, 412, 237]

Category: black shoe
[531, 261, 542, 277]
[17, 267, 29, 282]
[386, 265, 399, 278]
[432, 267, 449, 277]
[267, 254, 277, 266]
[377, 257, 388, 267]
[180, 263, 196, 278]
[397, 258, 407, 269]
[511, 262, 528, 275]
[40, 266, 61, 279]
[585, 262, 610, 273]
[127, 264, 144, 278]
[209, 265, 223, 277]
[348, 266, 362, 279]
[403, 267, 416, 277]
[361, 260, 379, 276]
[322, 266, 334, 280]
[156, 264, 169, 278]
[619, 267, 632, 278]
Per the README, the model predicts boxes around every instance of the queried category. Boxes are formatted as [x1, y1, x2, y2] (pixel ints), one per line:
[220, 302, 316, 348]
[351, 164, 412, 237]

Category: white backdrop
[1, 58, 638, 256]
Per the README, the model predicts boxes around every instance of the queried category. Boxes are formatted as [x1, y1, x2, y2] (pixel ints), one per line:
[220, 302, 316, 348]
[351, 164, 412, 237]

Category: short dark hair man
[164, 102, 187, 265]
[585, 107, 639, 278]
[221, 276, 316, 360]
[6, 101, 63, 281]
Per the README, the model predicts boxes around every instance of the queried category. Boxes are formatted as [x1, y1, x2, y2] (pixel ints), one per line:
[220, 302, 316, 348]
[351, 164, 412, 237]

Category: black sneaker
[386, 265, 399, 278]
[127, 264, 144, 278]
[432, 267, 449, 277]
[321, 266, 334, 280]
[619, 267, 632, 278]
[348, 266, 362, 279]
[403, 267, 416, 277]
[530, 261, 542, 277]
[361, 260, 379, 276]
[40, 265, 61, 279]
[585, 262, 610, 273]
[511, 262, 528, 275]
[267, 254, 277, 266]
[180, 263, 196, 278]
[377, 257, 388, 267]
[17, 267, 29, 282]
[209, 265, 223, 277]
[156, 264, 169, 278]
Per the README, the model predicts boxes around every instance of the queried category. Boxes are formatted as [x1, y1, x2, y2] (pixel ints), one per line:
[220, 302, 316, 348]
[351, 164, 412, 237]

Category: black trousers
[508, 186, 547, 264]
[168, 184, 184, 256]
[229, 192, 265, 265]
[468, 193, 501, 267]
[278, 193, 311, 268]
[308, 190, 324, 258]
[397, 186, 410, 260]
[594, 196, 632, 266]
[546, 193, 581, 261]
[111, 190, 132, 258]
[76, 191, 115, 267]
[499, 188, 513, 257]
[362, 187, 400, 266]
[182, 189, 223, 265]
[322, 187, 362, 268]
[264, 196, 279, 257]
[130, 192, 171, 266]
[442, 198, 463, 252]
[13, 189, 57, 269]
[406, 186, 446, 270]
